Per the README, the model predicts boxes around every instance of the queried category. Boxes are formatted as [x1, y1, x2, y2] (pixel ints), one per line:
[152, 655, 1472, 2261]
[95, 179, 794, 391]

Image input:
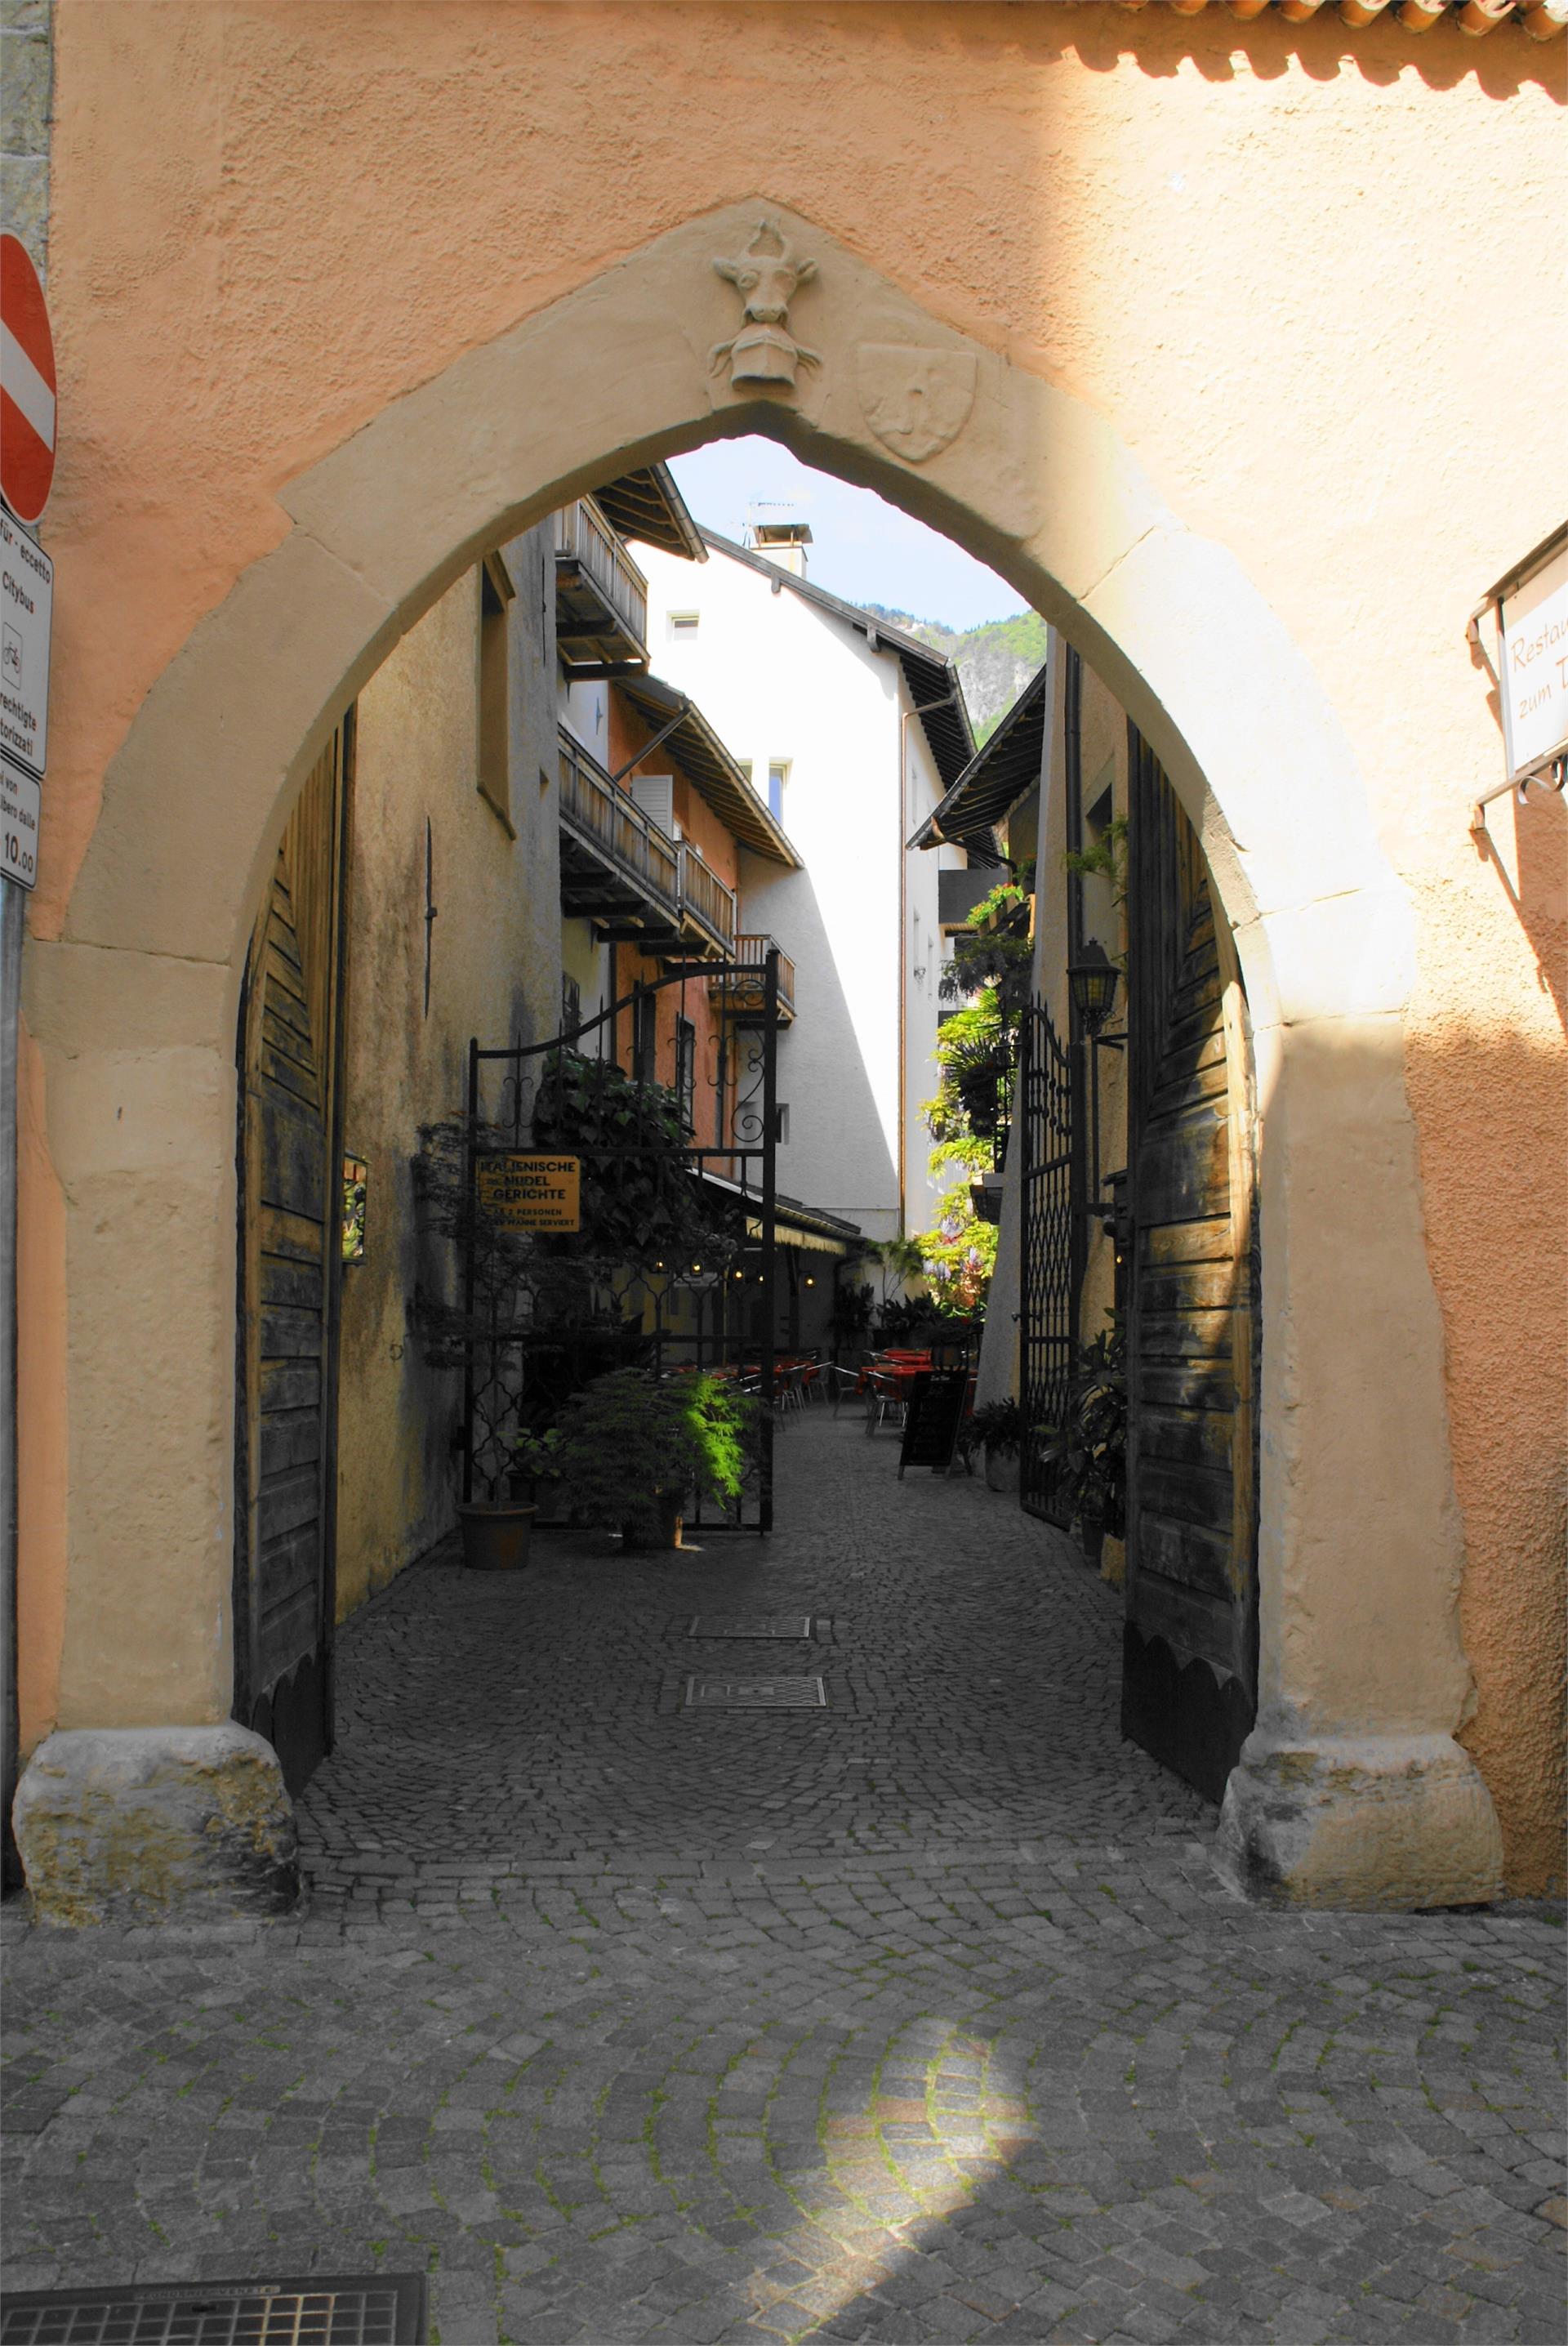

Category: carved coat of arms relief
[857, 345, 978, 463]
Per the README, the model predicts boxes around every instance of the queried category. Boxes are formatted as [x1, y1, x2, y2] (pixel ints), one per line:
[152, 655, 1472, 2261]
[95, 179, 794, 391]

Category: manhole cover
[687, 1616, 813, 1639]
[1, 2272, 426, 2345]
[684, 1675, 826, 1709]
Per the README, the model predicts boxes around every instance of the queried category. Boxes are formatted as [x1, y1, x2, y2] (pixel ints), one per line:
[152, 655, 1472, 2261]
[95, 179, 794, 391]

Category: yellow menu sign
[476, 1153, 581, 1232]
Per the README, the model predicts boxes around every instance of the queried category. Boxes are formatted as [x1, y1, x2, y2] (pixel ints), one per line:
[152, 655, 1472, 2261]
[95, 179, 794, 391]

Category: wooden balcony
[555, 498, 649, 676]
[709, 934, 797, 1024]
[677, 844, 737, 959]
[557, 728, 680, 931]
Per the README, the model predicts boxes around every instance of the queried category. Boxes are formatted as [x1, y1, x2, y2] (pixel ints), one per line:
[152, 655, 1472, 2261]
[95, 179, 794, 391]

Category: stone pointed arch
[27, 203, 1500, 1909]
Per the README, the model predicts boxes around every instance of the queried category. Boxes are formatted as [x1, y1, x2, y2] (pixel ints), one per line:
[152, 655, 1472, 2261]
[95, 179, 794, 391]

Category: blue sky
[669, 438, 1027, 633]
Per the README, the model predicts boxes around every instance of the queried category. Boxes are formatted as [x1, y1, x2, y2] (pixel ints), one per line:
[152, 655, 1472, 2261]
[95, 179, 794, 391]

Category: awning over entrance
[692, 1164, 862, 1258]
[744, 1213, 858, 1259]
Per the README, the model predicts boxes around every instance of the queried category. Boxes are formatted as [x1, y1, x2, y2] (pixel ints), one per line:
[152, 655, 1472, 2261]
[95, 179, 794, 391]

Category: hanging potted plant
[557, 1368, 755, 1553]
[1036, 1323, 1127, 1568]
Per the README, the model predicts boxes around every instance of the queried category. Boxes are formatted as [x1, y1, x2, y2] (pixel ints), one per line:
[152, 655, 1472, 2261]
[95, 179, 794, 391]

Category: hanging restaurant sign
[476, 1152, 581, 1232]
[1500, 532, 1568, 784]
[1470, 524, 1568, 792]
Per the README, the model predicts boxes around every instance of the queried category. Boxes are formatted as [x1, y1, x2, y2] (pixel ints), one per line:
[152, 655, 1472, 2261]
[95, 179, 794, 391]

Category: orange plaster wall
[16, 1023, 67, 1752]
[35, 2, 1552, 946]
[25, 0, 1566, 1877]
[1405, 799, 1567, 1896]
[669, 787, 741, 898]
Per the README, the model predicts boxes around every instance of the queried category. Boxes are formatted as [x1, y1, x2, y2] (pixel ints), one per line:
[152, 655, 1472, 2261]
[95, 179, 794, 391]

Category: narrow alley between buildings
[4, 1414, 1561, 2346]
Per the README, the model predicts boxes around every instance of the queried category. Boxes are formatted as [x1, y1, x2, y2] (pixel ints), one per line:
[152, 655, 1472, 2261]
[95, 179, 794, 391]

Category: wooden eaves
[911, 660, 1050, 854]
[615, 671, 802, 867]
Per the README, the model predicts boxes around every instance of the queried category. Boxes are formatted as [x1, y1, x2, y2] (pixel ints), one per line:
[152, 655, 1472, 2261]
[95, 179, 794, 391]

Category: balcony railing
[677, 844, 737, 955]
[709, 934, 796, 1023]
[558, 728, 679, 916]
[555, 498, 648, 667]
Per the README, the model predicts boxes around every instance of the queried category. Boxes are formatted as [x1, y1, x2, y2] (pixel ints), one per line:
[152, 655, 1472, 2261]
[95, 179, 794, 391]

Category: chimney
[747, 506, 812, 578]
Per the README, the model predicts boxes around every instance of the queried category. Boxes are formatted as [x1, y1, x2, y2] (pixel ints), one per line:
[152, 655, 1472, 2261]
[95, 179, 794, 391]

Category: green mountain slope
[860, 604, 1048, 747]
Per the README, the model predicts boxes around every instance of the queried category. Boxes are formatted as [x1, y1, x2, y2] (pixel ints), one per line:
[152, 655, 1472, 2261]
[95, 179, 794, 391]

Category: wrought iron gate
[1018, 997, 1082, 1525]
[459, 952, 781, 1532]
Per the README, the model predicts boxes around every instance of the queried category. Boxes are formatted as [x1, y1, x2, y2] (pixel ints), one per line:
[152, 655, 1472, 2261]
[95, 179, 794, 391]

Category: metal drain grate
[686, 1616, 813, 1639]
[684, 1675, 826, 1710]
[0, 2272, 426, 2345]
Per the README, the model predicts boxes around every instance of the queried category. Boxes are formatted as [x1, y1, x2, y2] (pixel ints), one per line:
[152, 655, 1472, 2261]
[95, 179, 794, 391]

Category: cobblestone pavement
[3, 1415, 1563, 2344]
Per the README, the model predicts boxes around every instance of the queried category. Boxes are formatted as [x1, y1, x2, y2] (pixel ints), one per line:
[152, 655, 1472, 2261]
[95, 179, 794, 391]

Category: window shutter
[628, 774, 676, 837]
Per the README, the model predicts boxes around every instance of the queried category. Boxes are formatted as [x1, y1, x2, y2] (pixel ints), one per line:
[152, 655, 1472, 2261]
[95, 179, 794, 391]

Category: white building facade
[638, 528, 973, 1245]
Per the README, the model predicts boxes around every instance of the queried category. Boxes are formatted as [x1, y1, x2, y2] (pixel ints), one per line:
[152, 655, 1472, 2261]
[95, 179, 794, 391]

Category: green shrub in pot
[963, 1398, 1026, 1461]
[557, 1370, 756, 1550]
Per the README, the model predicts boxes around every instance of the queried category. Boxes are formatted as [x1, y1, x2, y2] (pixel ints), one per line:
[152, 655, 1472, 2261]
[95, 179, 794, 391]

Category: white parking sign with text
[0, 502, 51, 781]
[0, 753, 41, 891]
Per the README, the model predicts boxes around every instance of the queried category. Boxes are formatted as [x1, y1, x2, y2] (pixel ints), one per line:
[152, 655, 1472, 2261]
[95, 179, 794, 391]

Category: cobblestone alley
[3, 1415, 1563, 2344]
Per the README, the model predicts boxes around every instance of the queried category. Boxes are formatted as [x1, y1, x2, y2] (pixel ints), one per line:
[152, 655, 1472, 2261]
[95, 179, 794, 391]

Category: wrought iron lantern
[1067, 943, 1125, 1203]
[1067, 943, 1120, 1038]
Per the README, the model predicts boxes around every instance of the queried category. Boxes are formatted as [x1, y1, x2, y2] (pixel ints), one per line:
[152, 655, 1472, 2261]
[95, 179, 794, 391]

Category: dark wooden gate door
[1121, 734, 1259, 1803]
[235, 730, 350, 1795]
[1018, 997, 1081, 1527]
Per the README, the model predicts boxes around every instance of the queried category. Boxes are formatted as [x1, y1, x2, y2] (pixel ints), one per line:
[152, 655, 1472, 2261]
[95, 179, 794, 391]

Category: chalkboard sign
[897, 1371, 971, 1479]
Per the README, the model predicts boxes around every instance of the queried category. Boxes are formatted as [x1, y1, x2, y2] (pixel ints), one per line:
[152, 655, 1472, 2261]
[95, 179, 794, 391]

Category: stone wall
[335, 529, 560, 1617]
[0, 0, 50, 274]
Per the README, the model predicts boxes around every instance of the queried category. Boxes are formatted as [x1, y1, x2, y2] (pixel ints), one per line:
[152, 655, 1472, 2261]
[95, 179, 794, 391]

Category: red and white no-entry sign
[1, 234, 57, 526]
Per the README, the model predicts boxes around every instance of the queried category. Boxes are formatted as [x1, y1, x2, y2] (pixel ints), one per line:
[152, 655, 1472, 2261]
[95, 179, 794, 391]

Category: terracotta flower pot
[457, 1501, 537, 1572]
[620, 1492, 684, 1552]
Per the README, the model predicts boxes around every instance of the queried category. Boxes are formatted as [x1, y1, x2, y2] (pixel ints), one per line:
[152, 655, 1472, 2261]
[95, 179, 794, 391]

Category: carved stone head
[711, 220, 819, 389]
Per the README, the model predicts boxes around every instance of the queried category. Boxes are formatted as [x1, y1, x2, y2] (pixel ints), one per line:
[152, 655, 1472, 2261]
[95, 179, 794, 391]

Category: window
[477, 553, 514, 827]
[775, 1104, 790, 1145]
[675, 1017, 696, 1131]
[561, 973, 581, 1041]
[633, 988, 657, 1086]
[767, 760, 790, 820]
[669, 610, 700, 640]
[1080, 764, 1120, 954]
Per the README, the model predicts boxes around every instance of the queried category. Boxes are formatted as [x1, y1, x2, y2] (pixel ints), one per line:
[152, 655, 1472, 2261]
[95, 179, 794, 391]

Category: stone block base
[1215, 1730, 1503, 1911]
[11, 1726, 301, 1927]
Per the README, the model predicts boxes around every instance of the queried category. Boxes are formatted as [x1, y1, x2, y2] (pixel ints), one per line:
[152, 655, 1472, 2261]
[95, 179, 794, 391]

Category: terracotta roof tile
[1105, 0, 1561, 31]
